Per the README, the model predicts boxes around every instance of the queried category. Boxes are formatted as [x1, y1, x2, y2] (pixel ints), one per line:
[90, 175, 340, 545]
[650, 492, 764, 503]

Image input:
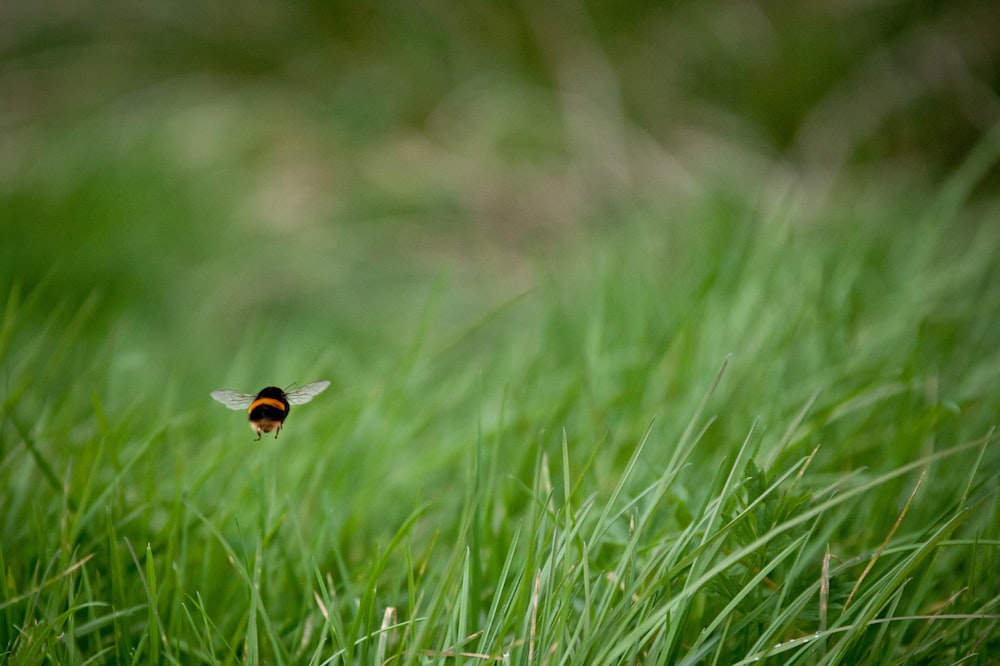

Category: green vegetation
[2, 2, 999, 664]
[3, 193, 998, 663]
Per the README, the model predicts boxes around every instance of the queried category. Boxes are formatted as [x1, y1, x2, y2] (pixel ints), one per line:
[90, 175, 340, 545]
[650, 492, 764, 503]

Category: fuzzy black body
[248, 386, 291, 440]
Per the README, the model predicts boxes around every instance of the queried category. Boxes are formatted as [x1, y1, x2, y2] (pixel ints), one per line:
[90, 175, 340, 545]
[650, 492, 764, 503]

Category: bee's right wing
[210, 389, 257, 411]
[285, 380, 331, 405]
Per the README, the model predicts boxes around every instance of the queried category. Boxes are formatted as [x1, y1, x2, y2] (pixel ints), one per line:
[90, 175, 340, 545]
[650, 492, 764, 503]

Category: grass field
[3, 177, 999, 664]
[3, 3, 1000, 664]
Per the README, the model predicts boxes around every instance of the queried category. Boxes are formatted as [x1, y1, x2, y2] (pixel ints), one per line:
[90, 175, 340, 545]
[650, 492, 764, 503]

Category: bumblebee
[210, 381, 330, 440]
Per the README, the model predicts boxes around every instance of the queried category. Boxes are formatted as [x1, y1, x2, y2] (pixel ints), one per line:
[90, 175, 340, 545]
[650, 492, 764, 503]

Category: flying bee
[210, 381, 330, 440]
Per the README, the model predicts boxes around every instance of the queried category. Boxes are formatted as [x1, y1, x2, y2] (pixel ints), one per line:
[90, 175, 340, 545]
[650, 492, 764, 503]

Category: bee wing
[285, 380, 331, 405]
[210, 389, 257, 410]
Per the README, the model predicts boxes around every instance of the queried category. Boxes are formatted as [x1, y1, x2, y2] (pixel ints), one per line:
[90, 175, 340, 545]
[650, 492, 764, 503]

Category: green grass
[2, 174, 999, 664]
[2, 5, 1000, 660]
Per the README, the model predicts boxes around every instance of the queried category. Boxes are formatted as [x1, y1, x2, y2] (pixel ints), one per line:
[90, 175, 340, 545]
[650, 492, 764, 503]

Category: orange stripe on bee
[249, 397, 287, 414]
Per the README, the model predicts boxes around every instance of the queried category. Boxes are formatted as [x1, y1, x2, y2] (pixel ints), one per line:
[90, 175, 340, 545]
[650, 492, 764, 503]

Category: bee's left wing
[285, 380, 331, 405]
[210, 389, 257, 410]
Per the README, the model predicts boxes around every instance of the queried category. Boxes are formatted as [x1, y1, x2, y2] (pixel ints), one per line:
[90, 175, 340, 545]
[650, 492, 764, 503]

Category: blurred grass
[2, 195, 999, 661]
[2, 1, 1000, 663]
[3, 1, 999, 335]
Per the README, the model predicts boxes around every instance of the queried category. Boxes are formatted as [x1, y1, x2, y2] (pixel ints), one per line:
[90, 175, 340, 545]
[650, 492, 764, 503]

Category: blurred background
[2, 0, 999, 393]
[3, 3, 1000, 648]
